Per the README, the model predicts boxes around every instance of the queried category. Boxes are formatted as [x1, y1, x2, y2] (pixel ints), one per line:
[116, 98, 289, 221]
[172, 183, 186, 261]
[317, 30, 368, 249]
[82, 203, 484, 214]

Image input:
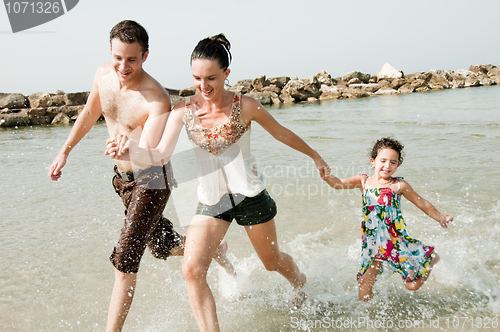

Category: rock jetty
[1, 64, 499, 128]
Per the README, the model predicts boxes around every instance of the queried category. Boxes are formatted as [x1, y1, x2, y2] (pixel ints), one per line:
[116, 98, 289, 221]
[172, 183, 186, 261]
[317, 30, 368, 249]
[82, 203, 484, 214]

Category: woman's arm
[241, 96, 330, 179]
[398, 180, 453, 228]
[107, 103, 185, 166]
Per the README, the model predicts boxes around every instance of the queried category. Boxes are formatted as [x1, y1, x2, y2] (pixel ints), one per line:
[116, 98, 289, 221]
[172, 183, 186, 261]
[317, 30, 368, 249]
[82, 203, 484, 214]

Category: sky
[1, 0, 499, 95]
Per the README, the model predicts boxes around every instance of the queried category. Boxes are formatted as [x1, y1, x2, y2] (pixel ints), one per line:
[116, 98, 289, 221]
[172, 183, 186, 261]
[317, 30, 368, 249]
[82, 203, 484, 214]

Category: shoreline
[1, 63, 498, 128]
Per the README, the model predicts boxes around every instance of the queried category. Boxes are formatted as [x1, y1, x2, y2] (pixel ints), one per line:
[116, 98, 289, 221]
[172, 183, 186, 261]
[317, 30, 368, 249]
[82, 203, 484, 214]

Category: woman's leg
[358, 260, 382, 301]
[245, 219, 307, 304]
[182, 216, 231, 332]
[405, 252, 440, 291]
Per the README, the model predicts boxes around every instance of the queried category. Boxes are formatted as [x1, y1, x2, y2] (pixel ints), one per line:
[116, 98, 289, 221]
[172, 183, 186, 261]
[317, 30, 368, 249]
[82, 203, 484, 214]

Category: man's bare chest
[99, 88, 148, 132]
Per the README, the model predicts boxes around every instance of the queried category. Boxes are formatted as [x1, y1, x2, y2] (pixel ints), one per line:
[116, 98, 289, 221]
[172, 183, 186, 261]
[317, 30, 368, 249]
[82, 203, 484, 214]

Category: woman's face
[191, 58, 230, 101]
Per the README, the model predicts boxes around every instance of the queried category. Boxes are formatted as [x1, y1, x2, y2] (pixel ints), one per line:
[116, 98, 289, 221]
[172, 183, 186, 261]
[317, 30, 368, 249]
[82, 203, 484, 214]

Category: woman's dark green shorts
[195, 189, 277, 226]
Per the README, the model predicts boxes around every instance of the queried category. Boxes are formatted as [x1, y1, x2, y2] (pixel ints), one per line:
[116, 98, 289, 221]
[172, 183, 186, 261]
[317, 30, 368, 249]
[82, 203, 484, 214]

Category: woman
[107, 34, 330, 332]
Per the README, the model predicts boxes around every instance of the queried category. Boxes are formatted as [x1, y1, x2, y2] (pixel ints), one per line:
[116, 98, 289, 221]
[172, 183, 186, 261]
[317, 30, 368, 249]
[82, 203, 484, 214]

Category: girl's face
[370, 148, 400, 180]
[191, 58, 230, 101]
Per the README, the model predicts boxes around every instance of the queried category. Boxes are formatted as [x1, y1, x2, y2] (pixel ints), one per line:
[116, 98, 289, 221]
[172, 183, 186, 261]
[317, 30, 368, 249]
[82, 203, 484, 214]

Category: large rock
[342, 87, 369, 99]
[374, 87, 398, 95]
[319, 85, 342, 100]
[390, 78, 406, 90]
[0, 93, 27, 109]
[0, 109, 31, 127]
[300, 76, 321, 98]
[268, 77, 290, 89]
[376, 63, 404, 80]
[342, 71, 371, 84]
[487, 67, 500, 84]
[398, 83, 415, 94]
[469, 64, 489, 75]
[28, 92, 53, 108]
[427, 72, 450, 90]
[64, 92, 88, 106]
[314, 70, 337, 86]
[252, 75, 270, 91]
[179, 86, 196, 96]
[246, 90, 271, 105]
[348, 83, 381, 93]
[282, 78, 321, 101]
[51, 113, 71, 125]
[455, 70, 480, 87]
[227, 80, 252, 94]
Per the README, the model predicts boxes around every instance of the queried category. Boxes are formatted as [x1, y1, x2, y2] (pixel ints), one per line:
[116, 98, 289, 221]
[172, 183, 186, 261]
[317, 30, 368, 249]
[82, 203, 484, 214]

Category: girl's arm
[106, 103, 185, 166]
[242, 96, 330, 179]
[325, 174, 364, 190]
[398, 180, 453, 228]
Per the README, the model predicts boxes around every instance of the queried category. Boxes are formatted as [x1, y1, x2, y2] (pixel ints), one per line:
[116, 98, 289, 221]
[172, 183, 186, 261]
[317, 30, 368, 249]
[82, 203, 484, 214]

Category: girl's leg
[358, 260, 382, 301]
[245, 219, 307, 305]
[405, 252, 440, 291]
[182, 216, 231, 332]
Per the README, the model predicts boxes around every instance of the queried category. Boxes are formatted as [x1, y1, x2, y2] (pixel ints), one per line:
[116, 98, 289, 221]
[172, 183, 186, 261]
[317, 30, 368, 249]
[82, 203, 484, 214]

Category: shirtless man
[48, 20, 233, 332]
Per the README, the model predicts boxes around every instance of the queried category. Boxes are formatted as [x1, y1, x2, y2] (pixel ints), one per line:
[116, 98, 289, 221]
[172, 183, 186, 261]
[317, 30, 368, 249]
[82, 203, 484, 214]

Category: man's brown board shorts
[110, 163, 181, 274]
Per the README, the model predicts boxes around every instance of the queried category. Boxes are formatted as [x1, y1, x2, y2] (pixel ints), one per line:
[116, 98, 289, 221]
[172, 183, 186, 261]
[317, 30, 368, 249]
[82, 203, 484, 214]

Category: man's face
[110, 39, 148, 82]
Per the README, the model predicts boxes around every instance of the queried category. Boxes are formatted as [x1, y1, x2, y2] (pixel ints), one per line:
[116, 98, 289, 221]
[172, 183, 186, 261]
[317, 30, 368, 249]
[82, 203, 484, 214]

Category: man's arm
[48, 69, 103, 181]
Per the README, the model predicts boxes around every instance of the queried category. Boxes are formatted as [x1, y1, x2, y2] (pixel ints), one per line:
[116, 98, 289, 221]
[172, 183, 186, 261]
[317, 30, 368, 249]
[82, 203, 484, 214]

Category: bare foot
[290, 273, 307, 308]
[213, 240, 237, 277]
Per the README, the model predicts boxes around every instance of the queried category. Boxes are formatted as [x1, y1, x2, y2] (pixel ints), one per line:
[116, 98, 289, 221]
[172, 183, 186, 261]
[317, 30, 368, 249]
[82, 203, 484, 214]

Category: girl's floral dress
[358, 175, 434, 282]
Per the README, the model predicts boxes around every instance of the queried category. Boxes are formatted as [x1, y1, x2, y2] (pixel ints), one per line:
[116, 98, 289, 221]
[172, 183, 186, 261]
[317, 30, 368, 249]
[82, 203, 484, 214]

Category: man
[48, 20, 233, 332]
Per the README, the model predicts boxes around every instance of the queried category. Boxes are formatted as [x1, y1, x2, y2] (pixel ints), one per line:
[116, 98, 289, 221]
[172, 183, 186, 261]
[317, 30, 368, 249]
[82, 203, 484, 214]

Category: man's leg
[106, 269, 137, 332]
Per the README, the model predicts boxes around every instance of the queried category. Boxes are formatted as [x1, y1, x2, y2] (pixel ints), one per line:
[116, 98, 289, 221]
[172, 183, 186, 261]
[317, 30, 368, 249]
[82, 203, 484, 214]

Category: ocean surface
[1, 86, 499, 331]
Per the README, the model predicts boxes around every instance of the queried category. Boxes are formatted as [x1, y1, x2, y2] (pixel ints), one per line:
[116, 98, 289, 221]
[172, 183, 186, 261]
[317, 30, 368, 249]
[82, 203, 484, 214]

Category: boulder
[261, 85, 282, 94]
[478, 76, 495, 86]
[252, 75, 270, 91]
[268, 77, 290, 89]
[0, 93, 27, 109]
[280, 93, 295, 104]
[342, 87, 369, 99]
[246, 90, 271, 105]
[314, 70, 337, 86]
[50, 93, 66, 106]
[28, 92, 53, 108]
[319, 85, 342, 100]
[300, 76, 321, 98]
[282, 79, 307, 101]
[390, 78, 406, 90]
[51, 113, 71, 125]
[342, 71, 370, 84]
[179, 86, 197, 96]
[0, 109, 31, 127]
[469, 64, 489, 75]
[427, 72, 450, 89]
[374, 87, 398, 95]
[227, 80, 252, 94]
[487, 67, 500, 84]
[347, 78, 362, 85]
[376, 63, 404, 80]
[64, 92, 88, 106]
[348, 83, 381, 93]
[398, 83, 415, 94]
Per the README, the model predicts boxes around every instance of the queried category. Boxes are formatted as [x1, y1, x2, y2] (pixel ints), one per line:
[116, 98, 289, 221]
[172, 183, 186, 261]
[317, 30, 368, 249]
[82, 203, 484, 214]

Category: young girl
[326, 137, 453, 301]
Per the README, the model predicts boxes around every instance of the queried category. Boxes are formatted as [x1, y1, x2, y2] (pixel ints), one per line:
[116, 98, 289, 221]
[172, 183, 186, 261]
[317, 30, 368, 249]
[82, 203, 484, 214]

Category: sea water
[1, 86, 499, 331]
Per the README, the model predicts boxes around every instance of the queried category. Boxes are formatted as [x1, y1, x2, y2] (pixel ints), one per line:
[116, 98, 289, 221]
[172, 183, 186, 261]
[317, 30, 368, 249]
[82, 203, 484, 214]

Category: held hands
[105, 134, 134, 160]
[314, 156, 331, 180]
